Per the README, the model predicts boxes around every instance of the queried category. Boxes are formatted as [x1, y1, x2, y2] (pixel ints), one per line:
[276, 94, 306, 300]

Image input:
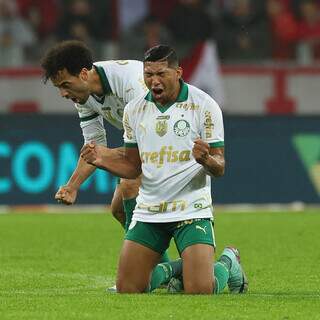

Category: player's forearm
[202, 154, 225, 177]
[66, 156, 96, 189]
[94, 148, 141, 179]
[96, 161, 141, 179]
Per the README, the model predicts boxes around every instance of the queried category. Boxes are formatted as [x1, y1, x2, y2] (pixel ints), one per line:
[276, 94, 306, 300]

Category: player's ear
[79, 68, 89, 81]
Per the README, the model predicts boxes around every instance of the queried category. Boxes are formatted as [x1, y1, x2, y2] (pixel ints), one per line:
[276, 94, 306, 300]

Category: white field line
[0, 270, 113, 295]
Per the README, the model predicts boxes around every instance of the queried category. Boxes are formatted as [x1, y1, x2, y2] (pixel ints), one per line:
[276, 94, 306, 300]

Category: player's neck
[90, 68, 104, 96]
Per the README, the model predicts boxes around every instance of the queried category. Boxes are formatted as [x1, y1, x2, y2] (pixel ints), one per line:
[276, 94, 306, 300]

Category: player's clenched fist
[192, 139, 210, 165]
[55, 185, 77, 205]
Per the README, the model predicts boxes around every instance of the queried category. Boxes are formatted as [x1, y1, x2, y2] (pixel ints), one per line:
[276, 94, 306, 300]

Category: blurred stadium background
[0, 0, 320, 210]
[1, 1, 320, 318]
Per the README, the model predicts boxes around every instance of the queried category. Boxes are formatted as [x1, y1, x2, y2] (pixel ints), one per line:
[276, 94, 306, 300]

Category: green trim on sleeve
[80, 112, 99, 122]
[124, 142, 138, 148]
[209, 141, 224, 148]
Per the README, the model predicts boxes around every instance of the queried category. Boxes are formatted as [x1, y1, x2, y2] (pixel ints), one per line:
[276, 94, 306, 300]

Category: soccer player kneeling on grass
[81, 45, 248, 294]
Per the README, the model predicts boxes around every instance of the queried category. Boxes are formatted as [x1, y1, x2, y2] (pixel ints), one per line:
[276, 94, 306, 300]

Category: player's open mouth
[71, 97, 80, 103]
[152, 88, 164, 97]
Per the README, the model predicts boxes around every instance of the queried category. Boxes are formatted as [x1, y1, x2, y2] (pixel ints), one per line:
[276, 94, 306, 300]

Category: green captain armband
[209, 141, 224, 148]
[124, 142, 138, 148]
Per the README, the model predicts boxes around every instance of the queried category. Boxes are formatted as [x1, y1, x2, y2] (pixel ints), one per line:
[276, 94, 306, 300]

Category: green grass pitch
[0, 210, 319, 320]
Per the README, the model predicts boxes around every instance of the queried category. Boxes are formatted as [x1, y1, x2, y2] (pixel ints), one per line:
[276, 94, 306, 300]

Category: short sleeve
[75, 103, 107, 146]
[200, 97, 224, 148]
[123, 107, 137, 147]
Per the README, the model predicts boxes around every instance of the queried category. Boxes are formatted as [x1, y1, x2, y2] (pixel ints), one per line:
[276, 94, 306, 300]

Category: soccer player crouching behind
[40, 40, 145, 230]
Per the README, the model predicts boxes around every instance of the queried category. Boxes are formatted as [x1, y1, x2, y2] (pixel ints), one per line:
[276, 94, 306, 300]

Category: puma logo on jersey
[196, 225, 207, 234]
[140, 145, 191, 168]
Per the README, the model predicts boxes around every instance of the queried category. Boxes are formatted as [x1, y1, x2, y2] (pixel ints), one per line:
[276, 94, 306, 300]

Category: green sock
[213, 261, 229, 294]
[159, 251, 170, 263]
[219, 255, 232, 270]
[148, 259, 182, 292]
[123, 197, 171, 262]
[148, 259, 228, 294]
[122, 198, 136, 232]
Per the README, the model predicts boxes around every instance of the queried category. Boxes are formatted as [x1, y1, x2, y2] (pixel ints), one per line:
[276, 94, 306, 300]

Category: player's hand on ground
[80, 142, 106, 167]
[55, 185, 78, 205]
[192, 139, 210, 166]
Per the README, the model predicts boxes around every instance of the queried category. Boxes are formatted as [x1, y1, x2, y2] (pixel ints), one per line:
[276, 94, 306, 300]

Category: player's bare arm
[54, 157, 96, 205]
[192, 139, 225, 177]
[80, 143, 142, 179]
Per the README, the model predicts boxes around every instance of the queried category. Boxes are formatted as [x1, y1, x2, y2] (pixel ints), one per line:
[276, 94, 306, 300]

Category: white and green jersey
[75, 60, 147, 145]
[123, 81, 224, 223]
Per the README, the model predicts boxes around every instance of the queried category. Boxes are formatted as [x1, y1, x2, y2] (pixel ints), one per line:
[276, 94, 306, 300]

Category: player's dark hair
[41, 40, 93, 83]
[143, 45, 179, 68]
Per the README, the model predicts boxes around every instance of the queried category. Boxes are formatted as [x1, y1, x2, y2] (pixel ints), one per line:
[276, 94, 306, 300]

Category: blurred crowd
[1, 0, 320, 67]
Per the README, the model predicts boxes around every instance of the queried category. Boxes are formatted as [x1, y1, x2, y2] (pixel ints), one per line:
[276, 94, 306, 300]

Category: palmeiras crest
[173, 119, 190, 137]
[155, 119, 168, 137]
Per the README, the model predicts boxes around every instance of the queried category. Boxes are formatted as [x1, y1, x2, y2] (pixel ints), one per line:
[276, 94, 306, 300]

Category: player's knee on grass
[116, 278, 147, 293]
[116, 259, 150, 293]
[183, 276, 214, 294]
[116, 240, 160, 293]
[181, 243, 214, 294]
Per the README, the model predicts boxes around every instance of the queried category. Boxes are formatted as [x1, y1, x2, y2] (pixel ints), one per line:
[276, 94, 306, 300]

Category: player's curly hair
[143, 45, 179, 68]
[41, 40, 93, 83]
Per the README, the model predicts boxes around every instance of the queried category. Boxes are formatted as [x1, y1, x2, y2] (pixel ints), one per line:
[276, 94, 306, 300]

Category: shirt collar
[94, 64, 112, 95]
[144, 79, 188, 103]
